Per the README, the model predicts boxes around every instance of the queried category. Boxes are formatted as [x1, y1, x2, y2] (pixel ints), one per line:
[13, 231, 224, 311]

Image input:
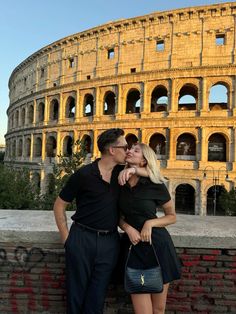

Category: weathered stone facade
[5, 2, 236, 215]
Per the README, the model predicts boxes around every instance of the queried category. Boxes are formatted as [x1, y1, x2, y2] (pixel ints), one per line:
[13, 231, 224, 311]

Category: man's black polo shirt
[59, 159, 123, 231]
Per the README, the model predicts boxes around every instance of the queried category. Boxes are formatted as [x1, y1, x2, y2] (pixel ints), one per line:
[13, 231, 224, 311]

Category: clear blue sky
[0, 0, 231, 144]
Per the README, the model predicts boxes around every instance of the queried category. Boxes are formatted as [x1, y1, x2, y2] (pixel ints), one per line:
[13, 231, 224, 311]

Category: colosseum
[5, 1, 236, 215]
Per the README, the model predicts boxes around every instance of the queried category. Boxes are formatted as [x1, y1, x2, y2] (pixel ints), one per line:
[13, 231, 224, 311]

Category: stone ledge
[0, 210, 235, 249]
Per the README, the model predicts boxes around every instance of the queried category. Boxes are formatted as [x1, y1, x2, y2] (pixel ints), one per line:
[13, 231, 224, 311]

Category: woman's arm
[119, 216, 141, 245]
[118, 166, 148, 185]
[140, 200, 176, 244]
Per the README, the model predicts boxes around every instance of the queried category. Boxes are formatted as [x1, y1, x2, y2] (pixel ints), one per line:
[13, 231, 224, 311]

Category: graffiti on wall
[0, 246, 65, 313]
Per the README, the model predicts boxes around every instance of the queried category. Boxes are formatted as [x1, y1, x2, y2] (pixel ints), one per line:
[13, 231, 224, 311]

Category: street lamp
[203, 166, 228, 216]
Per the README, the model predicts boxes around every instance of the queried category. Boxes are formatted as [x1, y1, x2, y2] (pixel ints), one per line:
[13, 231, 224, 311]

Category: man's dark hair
[97, 128, 124, 153]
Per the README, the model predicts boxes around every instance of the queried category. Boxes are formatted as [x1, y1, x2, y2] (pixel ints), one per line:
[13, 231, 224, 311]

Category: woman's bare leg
[131, 293, 152, 314]
[151, 283, 169, 314]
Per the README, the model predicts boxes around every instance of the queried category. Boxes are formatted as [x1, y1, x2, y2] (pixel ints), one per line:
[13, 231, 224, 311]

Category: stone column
[116, 84, 124, 118]
[30, 134, 34, 161]
[56, 132, 61, 157]
[59, 93, 63, 124]
[41, 132, 46, 162]
[93, 129, 99, 159]
[141, 82, 150, 117]
[44, 97, 49, 124]
[201, 128, 208, 163]
[170, 79, 178, 112]
[94, 87, 101, 121]
[201, 77, 208, 112]
[168, 128, 175, 160]
[33, 99, 37, 124]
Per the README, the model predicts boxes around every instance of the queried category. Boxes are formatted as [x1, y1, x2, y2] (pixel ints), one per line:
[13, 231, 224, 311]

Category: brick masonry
[0, 242, 236, 314]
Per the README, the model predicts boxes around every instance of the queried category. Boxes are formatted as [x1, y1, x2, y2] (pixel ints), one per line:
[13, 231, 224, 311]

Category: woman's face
[125, 144, 146, 167]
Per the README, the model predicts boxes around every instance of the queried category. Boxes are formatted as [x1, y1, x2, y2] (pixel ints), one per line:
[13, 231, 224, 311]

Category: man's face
[111, 136, 128, 164]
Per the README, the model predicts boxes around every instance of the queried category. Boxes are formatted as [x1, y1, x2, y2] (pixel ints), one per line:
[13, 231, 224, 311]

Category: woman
[119, 143, 181, 314]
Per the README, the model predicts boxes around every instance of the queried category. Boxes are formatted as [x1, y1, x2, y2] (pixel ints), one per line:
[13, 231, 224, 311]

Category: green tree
[38, 139, 87, 210]
[218, 188, 236, 216]
[0, 152, 5, 164]
[0, 165, 39, 209]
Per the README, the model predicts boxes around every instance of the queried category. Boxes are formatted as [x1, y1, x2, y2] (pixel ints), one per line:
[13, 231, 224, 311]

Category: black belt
[74, 221, 117, 235]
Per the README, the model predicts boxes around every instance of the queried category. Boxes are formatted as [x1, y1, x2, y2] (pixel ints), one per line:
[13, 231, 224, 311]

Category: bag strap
[125, 243, 161, 269]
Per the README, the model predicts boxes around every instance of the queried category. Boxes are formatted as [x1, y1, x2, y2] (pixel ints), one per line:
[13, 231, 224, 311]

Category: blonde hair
[138, 143, 165, 184]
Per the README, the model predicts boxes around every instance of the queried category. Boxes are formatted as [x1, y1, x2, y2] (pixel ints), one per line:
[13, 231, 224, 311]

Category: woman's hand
[140, 220, 154, 244]
[118, 168, 136, 185]
[125, 224, 141, 245]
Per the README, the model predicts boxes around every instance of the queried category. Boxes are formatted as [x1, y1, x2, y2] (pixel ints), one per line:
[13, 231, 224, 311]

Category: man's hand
[125, 224, 141, 245]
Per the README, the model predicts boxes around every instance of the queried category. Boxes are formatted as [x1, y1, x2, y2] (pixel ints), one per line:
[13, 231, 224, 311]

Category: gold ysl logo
[140, 274, 145, 286]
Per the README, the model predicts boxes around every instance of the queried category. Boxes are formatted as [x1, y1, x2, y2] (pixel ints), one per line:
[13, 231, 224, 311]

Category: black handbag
[124, 243, 163, 294]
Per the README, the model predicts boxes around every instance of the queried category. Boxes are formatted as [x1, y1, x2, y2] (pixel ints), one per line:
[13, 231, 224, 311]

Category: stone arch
[209, 82, 228, 110]
[151, 85, 168, 112]
[206, 185, 226, 216]
[63, 135, 73, 156]
[38, 102, 45, 122]
[104, 91, 116, 115]
[82, 134, 92, 154]
[208, 133, 227, 162]
[176, 133, 196, 160]
[126, 89, 141, 113]
[178, 83, 198, 111]
[149, 133, 166, 159]
[17, 138, 23, 157]
[175, 183, 195, 214]
[65, 96, 76, 118]
[25, 137, 31, 157]
[84, 94, 94, 116]
[27, 104, 34, 124]
[21, 108, 26, 126]
[46, 136, 57, 157]
[49, 99, 59, 121]
[15, 110, 19, 127]
[34, 137, 42, 157]
[12, 139, 16, 157]
[125, 133, 138, 148]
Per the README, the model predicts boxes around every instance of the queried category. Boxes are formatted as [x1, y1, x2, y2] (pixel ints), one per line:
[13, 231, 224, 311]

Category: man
[53, 128, 142, 314]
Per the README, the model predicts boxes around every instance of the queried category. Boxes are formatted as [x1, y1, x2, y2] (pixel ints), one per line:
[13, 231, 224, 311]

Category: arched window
[15, 110, 19, 127]
[209, 83, 228, 110]
[151, 86, 168, 112]
[175, 184, 195, 214]
[126, 89, 141, 113]
[50, 99, 59, 121]
[27, 105, 34, 124]
[82, 135, 92, 154]
[178, 84, 197, 111]
[104, 92, 116, 115]
[207, 185, 226, 216]
[17, 139, 23, 157]
[21, 108, 25, 126]
[25, 138, 31, 157]
[46, 136, 57, 157]
[34, 137, 42, 157]
[126, 134, 138, 148]
[208, 133, 226, 162]
[149, 133, 166, 159]
[63, 136, 73, 156]
[65, 96, 76, 118]
[176, 133, 196, 160]
[38, 102, 45, 122]
[84, 94, 94, 116]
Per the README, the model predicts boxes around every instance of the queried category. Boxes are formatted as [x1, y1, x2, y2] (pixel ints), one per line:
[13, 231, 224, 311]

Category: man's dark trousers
[65, 223, 120, 314]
